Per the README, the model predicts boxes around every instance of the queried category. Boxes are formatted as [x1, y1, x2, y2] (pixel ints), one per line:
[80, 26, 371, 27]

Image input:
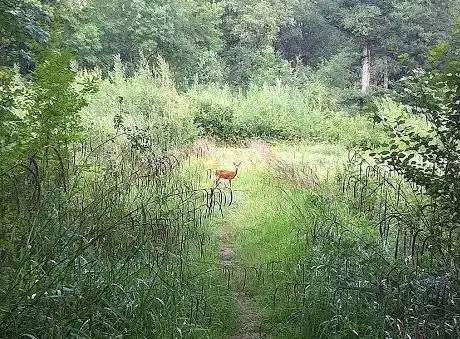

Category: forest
[1, 0, 460, 338]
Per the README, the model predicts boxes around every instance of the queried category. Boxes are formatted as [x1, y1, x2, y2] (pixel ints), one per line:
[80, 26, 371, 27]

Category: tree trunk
[361, 41, 370, 93]
[383, 57, 389, 89]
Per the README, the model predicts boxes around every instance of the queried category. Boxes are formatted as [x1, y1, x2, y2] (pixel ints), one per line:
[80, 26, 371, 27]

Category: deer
[214, 161, 241, 187]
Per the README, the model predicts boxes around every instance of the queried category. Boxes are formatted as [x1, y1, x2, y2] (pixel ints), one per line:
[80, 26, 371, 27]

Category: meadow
[1, 58, 459, 339]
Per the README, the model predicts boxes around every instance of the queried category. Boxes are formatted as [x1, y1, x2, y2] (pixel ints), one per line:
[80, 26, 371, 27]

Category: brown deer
[214, 162, 241, 187]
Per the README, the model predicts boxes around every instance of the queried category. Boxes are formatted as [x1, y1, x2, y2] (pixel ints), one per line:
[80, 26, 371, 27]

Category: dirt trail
[218, 232, 264, 339]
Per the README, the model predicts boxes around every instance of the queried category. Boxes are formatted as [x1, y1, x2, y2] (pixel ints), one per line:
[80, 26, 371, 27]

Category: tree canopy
[2, 0, 456, 89]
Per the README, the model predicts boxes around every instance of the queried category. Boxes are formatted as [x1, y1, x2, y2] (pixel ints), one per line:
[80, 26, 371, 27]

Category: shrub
[187, 81, 384, 145]
[369, 58, 460, 231]
[193, 101, 247, 142]
[78, 56, 197, 151]
[0, 50, 90, 173]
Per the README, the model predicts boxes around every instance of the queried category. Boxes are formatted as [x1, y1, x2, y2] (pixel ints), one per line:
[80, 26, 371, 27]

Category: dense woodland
[1, 0, 460, 338]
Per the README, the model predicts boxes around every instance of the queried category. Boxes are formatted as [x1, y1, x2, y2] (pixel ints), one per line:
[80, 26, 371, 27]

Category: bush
[369, 56, 460, 249]
[78, 56, 197, 151]
[0, 50, 90, 174]
[193, 101, 247, 142]
[187, 81, 389, 145]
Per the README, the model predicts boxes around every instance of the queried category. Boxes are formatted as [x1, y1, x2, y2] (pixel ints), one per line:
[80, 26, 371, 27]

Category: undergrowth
[0, 135, 238, 338]
[0, 56, 237, 338]
[187, 83, 378, 146]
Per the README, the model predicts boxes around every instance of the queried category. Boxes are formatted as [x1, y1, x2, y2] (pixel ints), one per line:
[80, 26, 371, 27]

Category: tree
[276, 1, 346, 69]
[280, 0, 460, 91]
[220, 0, 293, 87]
[0, 0, 51, 72]
[384, 0, 459, 77]
[63, 0, 224, 85]
[315, 0, 393, 92]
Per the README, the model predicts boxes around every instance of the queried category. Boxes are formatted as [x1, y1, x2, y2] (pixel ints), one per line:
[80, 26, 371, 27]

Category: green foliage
[388, 1, 458, 65]
[277, 1, 346, 69]
[79, 56, 197, 150]
[0, 0, 51, 71]
[0, 68, 23, 159]
[220, 0, 294, 88]
[1, 49, 92, 263]
[193, 102, 246, 142]
[29, 50, 86, 146]
[340, 3, 383, 37]
[286, 0, 459, 91]
[67, 0, 224, 86]
[310, 50, 359, 89]
[1, 49, 89, 174]
[352, 48, 460, 337]
[187, 82, 387, 146]
[370, 55, 460, 225]
[169, 0, 224, 85]
[34, 0, 460, 92]
[66, 24, 102, 67]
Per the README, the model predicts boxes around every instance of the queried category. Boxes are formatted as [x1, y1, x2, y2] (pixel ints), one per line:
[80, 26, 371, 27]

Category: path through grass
[186, 140, 347, 338]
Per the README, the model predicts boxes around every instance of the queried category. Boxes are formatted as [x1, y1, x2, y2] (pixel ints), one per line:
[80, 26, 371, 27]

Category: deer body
[214, 162, 241, 186]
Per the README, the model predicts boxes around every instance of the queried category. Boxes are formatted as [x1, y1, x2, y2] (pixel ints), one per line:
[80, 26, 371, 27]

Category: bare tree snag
[361, 41, 370, 92]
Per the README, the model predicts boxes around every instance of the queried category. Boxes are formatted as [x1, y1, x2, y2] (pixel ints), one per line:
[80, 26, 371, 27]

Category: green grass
[0, 139, 237, 338]
[4, 55, 450, 338]
[186, 140, 449, 338]
[187, 141, 351, 263]
[186, 142, 363, 337]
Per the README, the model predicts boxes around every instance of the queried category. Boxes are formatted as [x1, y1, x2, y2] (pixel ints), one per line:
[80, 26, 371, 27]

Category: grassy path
[187, 140, 347, 338]
[218, 229, 264, 339]
[192, 142, 272, 338]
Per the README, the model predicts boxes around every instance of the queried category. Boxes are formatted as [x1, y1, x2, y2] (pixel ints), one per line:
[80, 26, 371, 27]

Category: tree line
[2, 0, 459, 90]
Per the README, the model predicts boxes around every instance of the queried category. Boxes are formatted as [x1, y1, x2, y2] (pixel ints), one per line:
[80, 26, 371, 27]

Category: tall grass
[207, 141, 460, 338]
[78, 56, 197, 150]
[0, 59, 237, 338]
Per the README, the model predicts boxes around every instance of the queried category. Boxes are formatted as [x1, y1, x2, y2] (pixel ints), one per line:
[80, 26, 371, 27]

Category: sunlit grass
[186, 141, 348, 263]
[186, 141, 395, 338]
